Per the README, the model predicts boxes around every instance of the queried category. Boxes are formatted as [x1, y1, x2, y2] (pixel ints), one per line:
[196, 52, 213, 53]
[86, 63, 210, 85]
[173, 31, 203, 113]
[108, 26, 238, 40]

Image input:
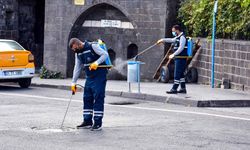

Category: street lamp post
[211, 0, 218, 88]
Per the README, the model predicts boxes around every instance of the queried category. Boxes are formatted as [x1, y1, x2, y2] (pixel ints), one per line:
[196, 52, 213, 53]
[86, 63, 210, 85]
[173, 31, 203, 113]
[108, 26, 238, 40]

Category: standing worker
[157, 25, 188, 94]
[69, 38, 109, 131]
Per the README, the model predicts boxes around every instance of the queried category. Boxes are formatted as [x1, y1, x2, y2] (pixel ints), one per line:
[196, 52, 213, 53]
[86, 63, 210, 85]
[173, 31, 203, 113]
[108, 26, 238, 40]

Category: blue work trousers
[83, 69, 107, 126]
[172, 58, 187, 90]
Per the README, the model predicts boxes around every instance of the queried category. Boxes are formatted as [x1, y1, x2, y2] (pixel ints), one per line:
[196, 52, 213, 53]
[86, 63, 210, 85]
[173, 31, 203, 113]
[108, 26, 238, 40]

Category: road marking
[1, 92, 250, 122]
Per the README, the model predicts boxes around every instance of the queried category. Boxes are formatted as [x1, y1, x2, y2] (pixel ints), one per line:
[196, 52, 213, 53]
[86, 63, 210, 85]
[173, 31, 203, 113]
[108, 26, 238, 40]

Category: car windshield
[0, 41, 25, 51]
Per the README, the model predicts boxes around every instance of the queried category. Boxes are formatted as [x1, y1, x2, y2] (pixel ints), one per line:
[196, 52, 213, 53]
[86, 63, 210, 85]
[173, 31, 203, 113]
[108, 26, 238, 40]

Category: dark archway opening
[18, 0, 45, 70]
[127, 43, 138, 59]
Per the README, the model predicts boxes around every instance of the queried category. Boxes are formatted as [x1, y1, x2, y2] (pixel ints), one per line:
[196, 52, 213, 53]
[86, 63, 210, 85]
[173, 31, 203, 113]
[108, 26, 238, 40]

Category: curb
[117, 92, 167, 103]
[31, 83, 167, 103]
[166, 96, 198, 107]
[31, 84, 70, 91]
[197, 100, 250, 107]
[31, 83, 250, 107]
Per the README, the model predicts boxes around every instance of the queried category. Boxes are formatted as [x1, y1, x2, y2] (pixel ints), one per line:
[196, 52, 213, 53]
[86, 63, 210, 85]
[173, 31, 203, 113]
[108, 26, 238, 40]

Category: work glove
[169, 54, 175, 59]
[157, 39, 164, 45]
[89, 62, 99, 71]
[71, 83, 77, 95]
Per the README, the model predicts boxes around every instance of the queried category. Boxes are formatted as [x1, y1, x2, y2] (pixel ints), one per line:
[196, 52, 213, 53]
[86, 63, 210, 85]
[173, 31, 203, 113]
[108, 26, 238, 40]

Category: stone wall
[0, 0, 18, 40]
[196, 39, 250, 92]
[18, 0, 45, 68]
[0, 0, 45, 69]
[44, 0, 179, 79]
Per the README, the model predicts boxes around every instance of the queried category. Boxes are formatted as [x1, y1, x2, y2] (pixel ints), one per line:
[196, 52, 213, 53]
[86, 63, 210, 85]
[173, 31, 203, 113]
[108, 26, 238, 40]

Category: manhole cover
[109, 102, 138, 105]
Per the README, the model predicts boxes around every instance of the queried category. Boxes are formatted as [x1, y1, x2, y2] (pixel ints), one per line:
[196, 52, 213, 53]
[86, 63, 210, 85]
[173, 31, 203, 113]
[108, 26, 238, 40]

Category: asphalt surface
[1, 85, 250, 150]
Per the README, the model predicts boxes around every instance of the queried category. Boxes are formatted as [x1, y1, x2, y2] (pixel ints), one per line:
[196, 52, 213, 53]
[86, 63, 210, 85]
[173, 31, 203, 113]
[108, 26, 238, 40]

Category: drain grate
[109, 102, 138, 105]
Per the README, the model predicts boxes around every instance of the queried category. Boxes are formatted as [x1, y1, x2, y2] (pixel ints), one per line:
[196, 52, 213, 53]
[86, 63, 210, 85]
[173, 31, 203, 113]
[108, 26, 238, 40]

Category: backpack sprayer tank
[97, 39, 113, 68]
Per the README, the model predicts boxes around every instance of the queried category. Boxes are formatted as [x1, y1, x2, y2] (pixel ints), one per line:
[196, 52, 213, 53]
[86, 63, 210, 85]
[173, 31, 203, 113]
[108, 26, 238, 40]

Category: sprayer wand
[130, 43, 158, 61]
[84, 64, 113, 68]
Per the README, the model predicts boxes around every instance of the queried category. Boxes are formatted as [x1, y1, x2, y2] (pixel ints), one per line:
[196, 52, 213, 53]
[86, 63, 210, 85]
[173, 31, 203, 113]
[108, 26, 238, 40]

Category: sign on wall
[101, 20, 121, 28]
[74, 0, 85, 5]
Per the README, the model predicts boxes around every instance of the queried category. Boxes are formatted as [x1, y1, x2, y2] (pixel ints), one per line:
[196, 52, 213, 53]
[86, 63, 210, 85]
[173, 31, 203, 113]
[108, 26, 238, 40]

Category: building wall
[44, 0, 178, 79]
[196, 39, 250, 92]
[0, 0, 18, 40]
[18, 0, 45, 69]
[0, 0, 45, 69]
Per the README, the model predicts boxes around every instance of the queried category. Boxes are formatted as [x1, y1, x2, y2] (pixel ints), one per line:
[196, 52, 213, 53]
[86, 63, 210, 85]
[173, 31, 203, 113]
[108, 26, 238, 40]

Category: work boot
[166, 89, 177, 94]
[76, 122, 93, 129]
[177, 89, 187, 94]
[91, 124, 102, 131]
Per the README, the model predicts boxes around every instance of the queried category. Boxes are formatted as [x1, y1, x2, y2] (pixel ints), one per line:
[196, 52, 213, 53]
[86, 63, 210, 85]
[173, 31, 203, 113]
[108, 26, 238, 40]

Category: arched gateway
[67, 3, 137, 78]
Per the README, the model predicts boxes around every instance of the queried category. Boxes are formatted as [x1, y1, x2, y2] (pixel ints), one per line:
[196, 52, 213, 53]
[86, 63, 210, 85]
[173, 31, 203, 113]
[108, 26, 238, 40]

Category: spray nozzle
[132, 55, 138, 61]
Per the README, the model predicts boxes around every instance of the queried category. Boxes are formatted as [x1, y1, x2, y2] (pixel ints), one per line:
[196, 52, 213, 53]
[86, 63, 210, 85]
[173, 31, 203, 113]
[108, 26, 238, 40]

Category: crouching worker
[69, 38, 108, 131]
[157, 25, 188, 94]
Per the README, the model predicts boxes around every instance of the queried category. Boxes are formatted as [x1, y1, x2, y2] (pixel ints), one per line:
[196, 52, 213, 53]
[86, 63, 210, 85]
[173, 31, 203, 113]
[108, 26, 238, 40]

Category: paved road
[0, 85, 250, 150]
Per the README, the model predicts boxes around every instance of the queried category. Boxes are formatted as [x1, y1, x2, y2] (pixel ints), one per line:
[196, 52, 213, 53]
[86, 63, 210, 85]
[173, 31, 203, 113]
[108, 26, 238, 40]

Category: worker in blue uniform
[157, 25, 188, 94]
[69, 38, 108, 131]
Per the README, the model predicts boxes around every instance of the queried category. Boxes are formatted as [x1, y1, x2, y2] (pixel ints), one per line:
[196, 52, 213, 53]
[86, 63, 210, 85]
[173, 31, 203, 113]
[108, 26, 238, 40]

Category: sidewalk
[31, 77, 250, 107]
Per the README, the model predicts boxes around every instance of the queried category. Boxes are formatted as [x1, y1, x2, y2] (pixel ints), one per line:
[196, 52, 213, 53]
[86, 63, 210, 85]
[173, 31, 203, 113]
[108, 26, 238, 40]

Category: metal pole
[137, 62, 140, 93]
[128, 82, 131, 93]
[211, 0, 218, 88]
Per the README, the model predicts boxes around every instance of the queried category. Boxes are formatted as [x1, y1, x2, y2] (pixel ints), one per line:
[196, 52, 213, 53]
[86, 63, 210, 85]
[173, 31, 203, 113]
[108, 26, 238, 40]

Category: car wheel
[160, 66, 170, 83]
[18, 78, 31, 88]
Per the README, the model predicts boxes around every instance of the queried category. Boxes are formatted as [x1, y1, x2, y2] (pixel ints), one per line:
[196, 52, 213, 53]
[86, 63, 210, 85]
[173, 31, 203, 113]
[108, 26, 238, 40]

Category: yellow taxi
[0, 39, 35, 88]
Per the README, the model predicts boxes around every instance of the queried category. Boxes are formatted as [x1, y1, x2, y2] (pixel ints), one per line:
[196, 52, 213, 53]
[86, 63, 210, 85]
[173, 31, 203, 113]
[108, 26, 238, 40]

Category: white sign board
[74, 0, 85, 5]
[101, 20, 121, 28]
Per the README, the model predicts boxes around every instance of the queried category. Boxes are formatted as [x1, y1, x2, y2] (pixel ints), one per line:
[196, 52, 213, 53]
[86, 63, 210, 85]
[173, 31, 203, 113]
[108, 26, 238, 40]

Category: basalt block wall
[0, 0, 45, 69]
[196, 39, 250, 92]
[0, 0, 18, 40]
[43, 0, 179, 79]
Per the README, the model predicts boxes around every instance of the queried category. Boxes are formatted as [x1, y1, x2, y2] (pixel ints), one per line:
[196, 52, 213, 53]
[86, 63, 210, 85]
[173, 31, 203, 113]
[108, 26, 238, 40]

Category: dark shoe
[178, 89, 187, 94]
[91, 124, 102, 131]
[166, 89, 177, 94]
[76, 122, 93, 129]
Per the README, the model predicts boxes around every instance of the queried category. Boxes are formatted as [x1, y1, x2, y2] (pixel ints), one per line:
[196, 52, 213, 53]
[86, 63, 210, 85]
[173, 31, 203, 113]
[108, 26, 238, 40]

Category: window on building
[127, 43, 138, 59]
[5, 10, 14, 30]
